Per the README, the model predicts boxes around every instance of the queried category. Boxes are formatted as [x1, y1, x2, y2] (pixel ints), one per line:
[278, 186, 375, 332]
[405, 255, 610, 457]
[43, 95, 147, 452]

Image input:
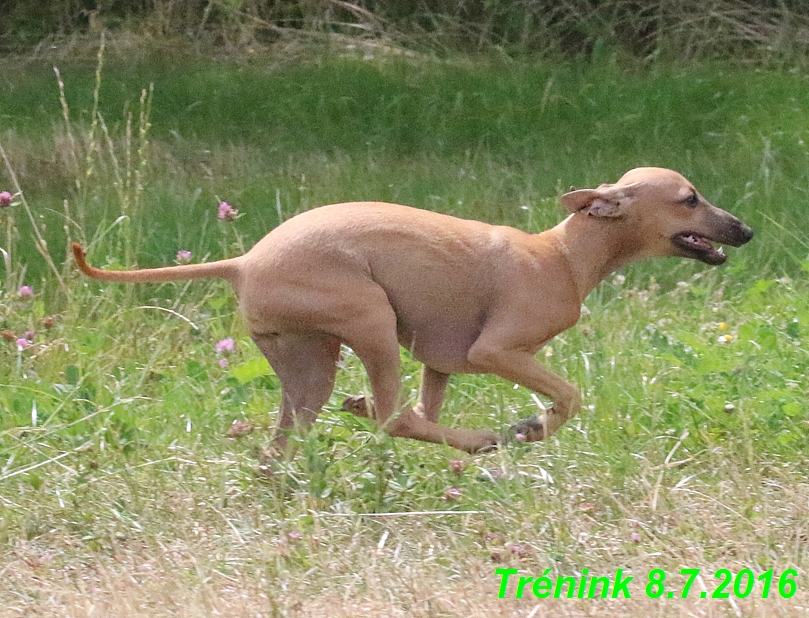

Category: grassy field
[1, 40, 809, 616]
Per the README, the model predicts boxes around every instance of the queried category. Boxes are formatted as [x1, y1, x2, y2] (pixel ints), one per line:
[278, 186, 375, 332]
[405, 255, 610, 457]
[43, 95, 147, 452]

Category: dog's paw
[507, 416, 546, 443]
[258, 444, 283, 464]
[254, 445, 286, 477]
[466, 431, 501, 454]
[340, 394, 373, 418]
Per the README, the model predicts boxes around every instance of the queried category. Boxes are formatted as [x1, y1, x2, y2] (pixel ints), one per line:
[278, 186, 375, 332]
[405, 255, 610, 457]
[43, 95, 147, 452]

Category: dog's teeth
[717, 246, 725, 255]
[686, 235, 696, 243]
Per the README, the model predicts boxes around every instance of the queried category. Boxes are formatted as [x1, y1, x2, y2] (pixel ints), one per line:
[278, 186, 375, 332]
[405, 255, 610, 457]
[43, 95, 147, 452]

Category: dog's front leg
[467, 343, 582, 442]
[414, 366, 451, 421]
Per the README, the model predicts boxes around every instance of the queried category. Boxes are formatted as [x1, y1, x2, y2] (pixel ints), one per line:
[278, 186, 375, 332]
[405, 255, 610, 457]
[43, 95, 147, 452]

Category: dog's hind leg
[340, 352, 496, 453]
[351, 343, 498, 454]
[252, 332, 341, 454]
[341, 365, 449, 422]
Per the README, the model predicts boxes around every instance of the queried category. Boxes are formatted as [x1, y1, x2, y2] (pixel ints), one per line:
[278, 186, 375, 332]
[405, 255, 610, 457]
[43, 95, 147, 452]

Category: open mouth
[671, 231, 727, 265]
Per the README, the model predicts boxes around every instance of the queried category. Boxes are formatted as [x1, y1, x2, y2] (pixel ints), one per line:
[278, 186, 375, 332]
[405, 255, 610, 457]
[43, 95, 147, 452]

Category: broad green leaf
[786, 318, 800, 339]
[65, 365, 80, 385]
[32, 300, 45, 319]
[207, 294, 229, 310]
[747, 279, 775, 297]
[186, 360, 208, 382]
[738, 323, 756, 343]
[660, 353, 683, 368]
[757, 327, 778, 352]
[230, 357, 273, 383]
[782, 402, 802, 417]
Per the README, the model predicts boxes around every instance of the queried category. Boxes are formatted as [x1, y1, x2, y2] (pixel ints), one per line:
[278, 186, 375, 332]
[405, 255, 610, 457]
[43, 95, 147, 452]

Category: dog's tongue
[684, 234, 714, 250]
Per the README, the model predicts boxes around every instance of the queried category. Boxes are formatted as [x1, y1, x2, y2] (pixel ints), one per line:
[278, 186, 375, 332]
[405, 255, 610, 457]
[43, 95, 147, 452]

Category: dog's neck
[545, 214, 643, 302]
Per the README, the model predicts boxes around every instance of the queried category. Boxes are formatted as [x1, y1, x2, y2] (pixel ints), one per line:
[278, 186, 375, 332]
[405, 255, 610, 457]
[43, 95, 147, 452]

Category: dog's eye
[685, 193, 699, 207]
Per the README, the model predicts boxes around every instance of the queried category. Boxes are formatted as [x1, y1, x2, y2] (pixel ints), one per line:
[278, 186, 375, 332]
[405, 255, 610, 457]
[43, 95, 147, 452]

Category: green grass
[3, 53, 809, 281]
[1, 45, 809, 616]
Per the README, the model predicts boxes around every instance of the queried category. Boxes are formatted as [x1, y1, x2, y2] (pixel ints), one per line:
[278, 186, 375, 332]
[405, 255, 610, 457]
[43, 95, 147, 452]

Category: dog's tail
[72, 243, 241, 285]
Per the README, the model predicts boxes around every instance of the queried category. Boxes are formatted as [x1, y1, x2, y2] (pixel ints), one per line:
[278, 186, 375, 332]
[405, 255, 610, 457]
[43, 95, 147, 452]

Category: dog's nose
[741, 225, 755, 242]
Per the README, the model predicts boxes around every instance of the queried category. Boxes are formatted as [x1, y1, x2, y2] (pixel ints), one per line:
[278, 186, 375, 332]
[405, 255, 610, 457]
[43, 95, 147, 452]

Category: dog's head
[560, 167, 754, 265]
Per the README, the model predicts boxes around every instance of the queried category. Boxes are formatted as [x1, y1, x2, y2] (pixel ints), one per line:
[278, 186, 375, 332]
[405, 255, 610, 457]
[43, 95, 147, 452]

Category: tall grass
[2, 0, 809, 62]
[1, 44, 808, 616]
[2, 52, 809, 289]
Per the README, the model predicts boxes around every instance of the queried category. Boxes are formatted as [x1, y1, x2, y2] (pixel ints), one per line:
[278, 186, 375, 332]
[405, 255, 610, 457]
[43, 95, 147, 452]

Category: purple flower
[630, 532, 641, 543]
[18, 285, 33, 298]
[23, 331, 35, 341]
[0, 191, 11, 208]
[509, 543, 533, 557]
[448, 459, 465, 476]
[176, 250, 192, 263]
[16, 338, 31, 350]
[444, 487, 461, 501]
[287, 531, 302, 542]
[514, 432, 526, 442]
[215, 337, 235, 354]
[218, 358, 229, 369]
[217, 201, 239, 221]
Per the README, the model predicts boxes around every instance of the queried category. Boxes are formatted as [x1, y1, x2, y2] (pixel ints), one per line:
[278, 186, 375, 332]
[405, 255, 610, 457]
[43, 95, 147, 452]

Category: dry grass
[5, 0, 809, 62]
[1, 445, 807, 617]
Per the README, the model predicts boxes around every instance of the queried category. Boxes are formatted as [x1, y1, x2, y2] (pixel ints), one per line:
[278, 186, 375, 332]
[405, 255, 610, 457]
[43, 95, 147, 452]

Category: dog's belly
[397, 320, 481, 374]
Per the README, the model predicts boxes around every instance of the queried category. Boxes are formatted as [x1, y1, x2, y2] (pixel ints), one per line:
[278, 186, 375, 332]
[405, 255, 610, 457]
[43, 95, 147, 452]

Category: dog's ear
[560, 183, 637, 218]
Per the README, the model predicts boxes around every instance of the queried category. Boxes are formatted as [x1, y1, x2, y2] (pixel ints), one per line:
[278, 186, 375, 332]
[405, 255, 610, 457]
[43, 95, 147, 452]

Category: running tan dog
[73, 167, 753, 454]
